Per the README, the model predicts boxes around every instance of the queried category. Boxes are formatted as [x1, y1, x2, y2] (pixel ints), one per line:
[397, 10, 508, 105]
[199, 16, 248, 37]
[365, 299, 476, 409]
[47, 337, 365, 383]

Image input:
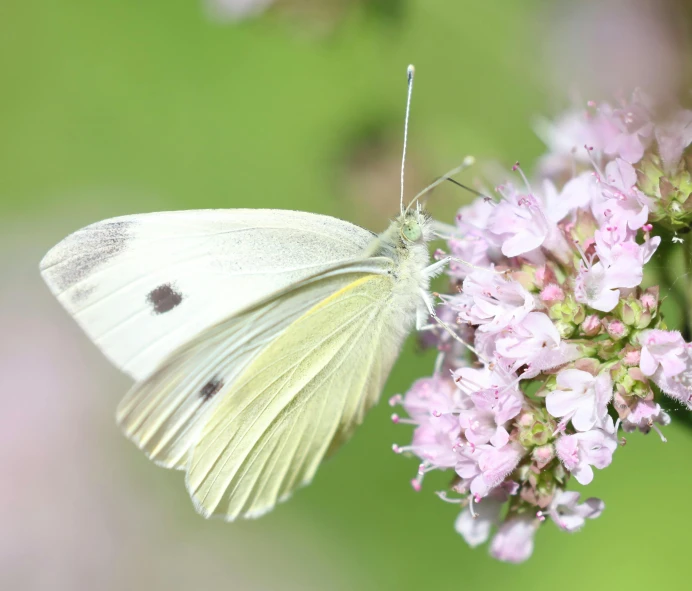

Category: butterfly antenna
[400, 64, 415, 216]
[446, 177, 493, 201]
[405, 156, 476, 213]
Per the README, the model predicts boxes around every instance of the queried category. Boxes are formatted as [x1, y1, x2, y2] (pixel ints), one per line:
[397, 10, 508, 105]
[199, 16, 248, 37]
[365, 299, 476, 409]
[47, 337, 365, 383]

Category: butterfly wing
[185, 271, 407, 520]
[116, 260, 390, 471]
[40, 209, 375, 381]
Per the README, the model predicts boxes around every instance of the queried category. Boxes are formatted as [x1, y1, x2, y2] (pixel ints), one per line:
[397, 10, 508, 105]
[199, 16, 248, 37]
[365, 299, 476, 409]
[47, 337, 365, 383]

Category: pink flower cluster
[393, 90, 692, 563]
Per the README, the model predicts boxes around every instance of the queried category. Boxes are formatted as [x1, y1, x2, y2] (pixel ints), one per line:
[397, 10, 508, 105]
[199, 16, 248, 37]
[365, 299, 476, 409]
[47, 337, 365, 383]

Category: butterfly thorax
[364, 210, 433, 330]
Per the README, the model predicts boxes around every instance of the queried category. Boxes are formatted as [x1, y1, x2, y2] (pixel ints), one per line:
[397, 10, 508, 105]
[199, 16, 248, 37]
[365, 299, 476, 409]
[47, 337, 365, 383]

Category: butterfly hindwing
[116, 260, 393, 474]
[185, 272, 405, 520]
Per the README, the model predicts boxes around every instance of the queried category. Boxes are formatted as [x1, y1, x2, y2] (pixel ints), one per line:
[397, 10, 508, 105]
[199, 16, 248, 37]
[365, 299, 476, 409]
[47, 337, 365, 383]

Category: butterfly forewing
[40, 209, 375, 381]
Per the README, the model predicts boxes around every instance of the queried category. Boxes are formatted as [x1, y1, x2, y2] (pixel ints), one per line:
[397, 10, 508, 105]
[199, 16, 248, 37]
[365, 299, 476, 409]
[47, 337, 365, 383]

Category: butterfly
[39, 66, 471, 520]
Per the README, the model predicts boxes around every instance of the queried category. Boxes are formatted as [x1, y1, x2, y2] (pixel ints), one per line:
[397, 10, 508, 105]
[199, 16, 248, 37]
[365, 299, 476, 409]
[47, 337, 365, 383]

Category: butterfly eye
[401, 220, 422, 242]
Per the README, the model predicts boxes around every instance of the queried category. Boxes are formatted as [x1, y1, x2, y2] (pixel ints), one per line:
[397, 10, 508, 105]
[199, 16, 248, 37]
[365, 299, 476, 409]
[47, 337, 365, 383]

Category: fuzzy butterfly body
[40, 207, 441, 519]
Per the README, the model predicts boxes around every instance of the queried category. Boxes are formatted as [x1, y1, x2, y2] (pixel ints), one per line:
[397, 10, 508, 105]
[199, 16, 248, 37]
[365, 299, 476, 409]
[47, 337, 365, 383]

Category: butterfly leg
[416, 289, 438, 330]
[423, 256, 505, 278]
[414, 295, 463, 376]
[422, 257, 452, 279]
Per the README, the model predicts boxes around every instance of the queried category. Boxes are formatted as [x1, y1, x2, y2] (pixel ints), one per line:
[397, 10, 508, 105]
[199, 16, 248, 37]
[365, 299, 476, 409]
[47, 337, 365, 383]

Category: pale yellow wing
[116, 261, 391, 471]
[185, 273, 404, 520]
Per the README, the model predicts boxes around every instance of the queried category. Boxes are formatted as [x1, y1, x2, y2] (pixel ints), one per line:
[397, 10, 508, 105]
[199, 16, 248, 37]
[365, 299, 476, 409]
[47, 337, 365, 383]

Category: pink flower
[655, 109, 692, 172]
[555, 419, 618, 485]
[546, 369, 613, 432]
[574, 230, 660, 312]
[454, 490, 506, 547]
[455, 195, 496, 232]
[448, 235, 494, 279]
[448, 198, 499, 278]
[543, 173, 600, 223]
[455, 270, 535, 333]
[402, 376, 460, 422]
[648, 370, 692, 406]
[574, 260, 620, 312]
[456, 442, 524, 498]
[393, 87, 692, 563]
[409, 414, 460, 469]
[487, 185, 550, 257]
[458, 385, 523, 448]
[598, 91, 654, 164]
[453, 366, 514, 396]
[495, 312, 560, 372]
[548, 491, 604, 532]
[489, 516, 537, 563]
[534, 110, 599, 168]
[592, 159, 650, 230]
[396, 378, 467, 472]
[639, 330, 688, 377]
[621, 399, 671, 436]
[638, 330, 692, 405]
[596, 230, 660, 278]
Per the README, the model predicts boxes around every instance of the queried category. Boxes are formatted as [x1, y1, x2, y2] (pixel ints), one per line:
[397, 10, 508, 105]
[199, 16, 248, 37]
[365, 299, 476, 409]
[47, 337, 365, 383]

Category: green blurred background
[2, 1, 691, 589]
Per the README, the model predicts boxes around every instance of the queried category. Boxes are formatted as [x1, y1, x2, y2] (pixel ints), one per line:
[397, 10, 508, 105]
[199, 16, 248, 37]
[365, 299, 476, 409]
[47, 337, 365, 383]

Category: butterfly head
[398, 208, 432, 245]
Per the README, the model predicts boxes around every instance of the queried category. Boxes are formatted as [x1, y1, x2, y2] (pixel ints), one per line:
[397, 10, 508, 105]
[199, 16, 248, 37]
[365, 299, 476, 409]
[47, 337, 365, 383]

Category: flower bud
[597, 339, 621, 360]
[520, 469, 556, 509]
[605, 318, 629, 340]
[554, 320, 575, 339]
[574, 340, 599, 358]
[581, 314, 602, 336]
[540, 283, 565, 302]
[617, 294, 654, 329]
[548, 295, 584, 324]
[574, 357, 601, 374]
[618, 300, 638, 326]
[637, 154, 692, 231]
[532, 444, 555, 469]
[621, 346, 641, 366]
[547, 295, 585, 339]
[613, 364, 649, 397]
[512, 266, 537, 292]
[517, 408, 556, 448]
[640, 286, 659, 312]
[534, 265, 549, 290]
[613, 391, 632, 418]
[516, 464, 532, 483]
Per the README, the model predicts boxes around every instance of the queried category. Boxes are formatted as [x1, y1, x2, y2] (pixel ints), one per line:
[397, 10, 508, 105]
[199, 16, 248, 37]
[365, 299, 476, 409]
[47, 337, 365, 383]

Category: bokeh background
[3, 1, 692, 589]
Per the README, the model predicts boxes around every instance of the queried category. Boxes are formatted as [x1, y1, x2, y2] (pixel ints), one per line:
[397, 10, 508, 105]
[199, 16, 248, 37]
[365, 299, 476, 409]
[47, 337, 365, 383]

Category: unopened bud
[532, 444, 555, 469]
[581, 314, 602, 336]
[605, 318, 629, 340]
[540, 283, 565, 302]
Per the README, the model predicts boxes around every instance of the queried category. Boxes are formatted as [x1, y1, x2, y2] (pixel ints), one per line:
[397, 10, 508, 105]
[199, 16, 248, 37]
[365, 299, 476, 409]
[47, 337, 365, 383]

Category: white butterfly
[39, 67, 471, 520]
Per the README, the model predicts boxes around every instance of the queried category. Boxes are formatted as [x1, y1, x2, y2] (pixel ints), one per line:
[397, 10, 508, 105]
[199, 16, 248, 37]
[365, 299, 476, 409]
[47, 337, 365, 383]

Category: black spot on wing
[200, 377, 224, 401]
[49, 220, 133, 291]
[147, 283, 183, 314]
